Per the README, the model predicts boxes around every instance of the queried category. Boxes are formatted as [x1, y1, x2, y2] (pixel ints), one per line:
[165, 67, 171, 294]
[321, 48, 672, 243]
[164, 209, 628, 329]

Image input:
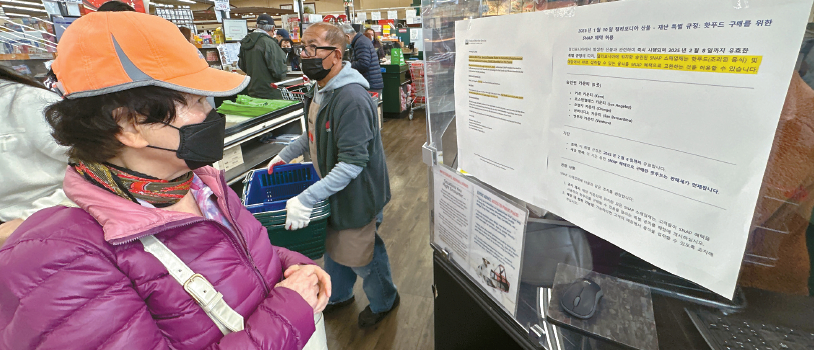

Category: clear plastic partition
[423, 0, 814, 348]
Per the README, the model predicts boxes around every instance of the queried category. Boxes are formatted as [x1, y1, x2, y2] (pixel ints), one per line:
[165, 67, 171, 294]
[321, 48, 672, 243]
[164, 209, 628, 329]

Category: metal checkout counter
[220, 102, 304, 186]
[214, 79, 306, 191]
[419, 1, 814, 349]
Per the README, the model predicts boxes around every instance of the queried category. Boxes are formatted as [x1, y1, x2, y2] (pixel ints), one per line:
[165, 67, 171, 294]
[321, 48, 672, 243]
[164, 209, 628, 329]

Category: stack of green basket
[253, 200, 331, 259]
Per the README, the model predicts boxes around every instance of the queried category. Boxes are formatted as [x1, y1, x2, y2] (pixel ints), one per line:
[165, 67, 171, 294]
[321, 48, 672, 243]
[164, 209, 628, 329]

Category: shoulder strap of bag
[140, 235, 245, 335]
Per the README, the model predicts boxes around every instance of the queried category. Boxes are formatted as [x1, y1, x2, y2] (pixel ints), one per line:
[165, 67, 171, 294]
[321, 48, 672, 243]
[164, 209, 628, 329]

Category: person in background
[179, 26, 195, 44]
[341, 23, 384, 96]
[96, 0, 134, 11]
[275, 28, 291, 42]
[280, 38, 301, 71]
[238, 14, 288, 100]
[365, 28, 386, 61]
[0, 67, 69, 247]
[0, 12, 330, 349]
[267, 22, 397, 328]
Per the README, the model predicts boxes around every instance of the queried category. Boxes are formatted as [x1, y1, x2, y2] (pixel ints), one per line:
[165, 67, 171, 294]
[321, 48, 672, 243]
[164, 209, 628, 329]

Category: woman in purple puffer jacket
[0, 12, 330, 350]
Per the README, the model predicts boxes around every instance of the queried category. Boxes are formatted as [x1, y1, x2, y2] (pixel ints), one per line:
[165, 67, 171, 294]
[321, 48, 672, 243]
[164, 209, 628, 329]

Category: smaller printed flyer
[433, 166, 528, 315]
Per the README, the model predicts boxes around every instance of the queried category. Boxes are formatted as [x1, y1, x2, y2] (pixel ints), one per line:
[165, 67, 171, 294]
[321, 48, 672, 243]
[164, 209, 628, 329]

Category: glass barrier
[423, 0, 814, 348]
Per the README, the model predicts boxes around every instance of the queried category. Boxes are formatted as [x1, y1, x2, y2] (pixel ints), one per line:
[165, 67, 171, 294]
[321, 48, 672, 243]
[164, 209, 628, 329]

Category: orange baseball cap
[52, 11, 248, 99]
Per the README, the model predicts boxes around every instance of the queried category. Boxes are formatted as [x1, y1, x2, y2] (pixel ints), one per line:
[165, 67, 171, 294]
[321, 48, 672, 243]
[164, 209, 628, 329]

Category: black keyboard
[686, 308, 814, 350]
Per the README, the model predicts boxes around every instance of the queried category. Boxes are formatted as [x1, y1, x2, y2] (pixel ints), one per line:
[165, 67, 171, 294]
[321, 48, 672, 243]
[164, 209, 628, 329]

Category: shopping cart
[408, 61, 426, 120]
[271, 77, 313, 101]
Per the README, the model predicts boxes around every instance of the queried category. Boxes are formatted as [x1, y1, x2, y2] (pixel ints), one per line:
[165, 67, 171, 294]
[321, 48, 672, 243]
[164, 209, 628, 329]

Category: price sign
[214, 0, 229, 11]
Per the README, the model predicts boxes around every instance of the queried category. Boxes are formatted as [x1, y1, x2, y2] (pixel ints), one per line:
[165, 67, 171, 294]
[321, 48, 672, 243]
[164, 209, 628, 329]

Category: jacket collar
[252, 28, 272, 38]
[351, 32, 363, 46]
[63, 166, 230, 245]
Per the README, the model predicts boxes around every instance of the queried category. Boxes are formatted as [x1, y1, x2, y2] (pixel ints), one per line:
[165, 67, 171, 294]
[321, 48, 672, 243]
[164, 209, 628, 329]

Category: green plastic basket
[252, 200, 330, 260]
[262, 217, 329, 260]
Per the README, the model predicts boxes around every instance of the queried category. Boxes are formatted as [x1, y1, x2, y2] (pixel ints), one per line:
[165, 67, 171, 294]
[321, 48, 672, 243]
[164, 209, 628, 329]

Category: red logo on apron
[309, 132, 314, 142]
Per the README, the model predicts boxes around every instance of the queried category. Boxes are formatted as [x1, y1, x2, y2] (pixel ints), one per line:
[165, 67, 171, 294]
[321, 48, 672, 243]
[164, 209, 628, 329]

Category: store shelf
[224, 103, 304, 148]
[0, 53, 55, 61]
[219, 102, 305, 186]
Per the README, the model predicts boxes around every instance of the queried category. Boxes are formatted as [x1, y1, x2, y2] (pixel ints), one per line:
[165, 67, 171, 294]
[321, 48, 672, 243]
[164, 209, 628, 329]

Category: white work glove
[267, 155, 287, 173]
[285, 196, 313, 231]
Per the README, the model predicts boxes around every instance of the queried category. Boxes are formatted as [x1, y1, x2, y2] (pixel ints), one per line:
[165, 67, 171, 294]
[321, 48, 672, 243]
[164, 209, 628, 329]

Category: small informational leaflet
[454, 0, 814, 298]
[388, 10, 398, 20]
[371, 12, 382, 21]
[213, 144, 243, 172]
[217, 43, 240, 65]
[433, 166, 528, 315]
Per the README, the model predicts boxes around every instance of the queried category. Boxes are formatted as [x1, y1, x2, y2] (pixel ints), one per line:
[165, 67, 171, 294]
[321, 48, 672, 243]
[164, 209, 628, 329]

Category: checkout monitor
[51, 16, 80, 43]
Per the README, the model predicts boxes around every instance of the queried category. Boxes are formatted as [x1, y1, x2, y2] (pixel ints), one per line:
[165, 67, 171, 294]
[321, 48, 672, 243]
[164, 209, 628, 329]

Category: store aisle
[320, 111, 434, 350]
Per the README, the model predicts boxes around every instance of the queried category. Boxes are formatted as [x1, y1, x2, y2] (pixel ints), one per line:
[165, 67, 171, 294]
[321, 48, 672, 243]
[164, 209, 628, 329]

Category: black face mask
[301, 56, 335, 81]
[147, 108, 225, 170]
[282, 47, 292, 53]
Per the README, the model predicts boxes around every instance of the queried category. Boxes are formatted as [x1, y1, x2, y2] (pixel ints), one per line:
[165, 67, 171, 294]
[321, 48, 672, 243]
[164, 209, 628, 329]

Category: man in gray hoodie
[238, 14, 287, 99]
[267, 22, 397, 328]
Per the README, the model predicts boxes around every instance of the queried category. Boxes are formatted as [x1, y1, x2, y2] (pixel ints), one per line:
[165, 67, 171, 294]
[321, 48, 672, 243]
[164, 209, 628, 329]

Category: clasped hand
[275, 264, 331, 314]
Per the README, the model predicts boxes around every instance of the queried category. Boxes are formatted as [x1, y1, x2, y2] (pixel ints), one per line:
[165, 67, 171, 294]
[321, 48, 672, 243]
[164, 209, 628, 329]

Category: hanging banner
[356, 12, 367, 23]
[370, 11, 381, 20]
[387, 10, 398, 20]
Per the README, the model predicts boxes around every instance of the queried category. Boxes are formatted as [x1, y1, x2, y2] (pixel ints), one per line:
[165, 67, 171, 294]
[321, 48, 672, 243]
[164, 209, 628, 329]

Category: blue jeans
[324, 219, 398, 313]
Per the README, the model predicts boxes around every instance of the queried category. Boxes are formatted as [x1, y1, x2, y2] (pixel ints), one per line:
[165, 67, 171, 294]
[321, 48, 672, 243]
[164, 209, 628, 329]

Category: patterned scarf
[71, 160, 193, 208]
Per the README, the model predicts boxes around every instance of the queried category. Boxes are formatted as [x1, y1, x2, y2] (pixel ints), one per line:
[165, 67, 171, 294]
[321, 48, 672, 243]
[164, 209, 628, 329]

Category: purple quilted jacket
[0, 166, 317, 350]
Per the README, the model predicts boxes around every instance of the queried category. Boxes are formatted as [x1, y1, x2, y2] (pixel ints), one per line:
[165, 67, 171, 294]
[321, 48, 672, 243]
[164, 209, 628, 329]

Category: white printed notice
[454, 0, 814, 298]
[433, 166, 528, 315]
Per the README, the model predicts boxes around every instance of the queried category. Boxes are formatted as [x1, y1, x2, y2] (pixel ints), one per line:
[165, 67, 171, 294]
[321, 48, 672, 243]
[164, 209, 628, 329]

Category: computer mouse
[560, 278, 604, 319]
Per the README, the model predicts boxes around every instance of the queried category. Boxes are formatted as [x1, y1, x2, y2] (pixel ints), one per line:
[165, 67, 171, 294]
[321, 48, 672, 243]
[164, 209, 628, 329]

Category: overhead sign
[214, 0, 229, 11]
[356, 12, 367, 23]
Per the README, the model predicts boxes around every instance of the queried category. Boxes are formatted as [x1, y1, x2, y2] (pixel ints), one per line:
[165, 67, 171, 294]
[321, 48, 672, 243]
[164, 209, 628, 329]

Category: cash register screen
[52, 16, 79, 43]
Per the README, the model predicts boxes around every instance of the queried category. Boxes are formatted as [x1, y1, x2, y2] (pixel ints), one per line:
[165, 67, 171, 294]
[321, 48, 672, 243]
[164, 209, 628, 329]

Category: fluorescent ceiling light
[0, 0, 44, 7]
[2, 4, 48, 13]
[4, 12, 30, 17]
[176, 0, 195, 3]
